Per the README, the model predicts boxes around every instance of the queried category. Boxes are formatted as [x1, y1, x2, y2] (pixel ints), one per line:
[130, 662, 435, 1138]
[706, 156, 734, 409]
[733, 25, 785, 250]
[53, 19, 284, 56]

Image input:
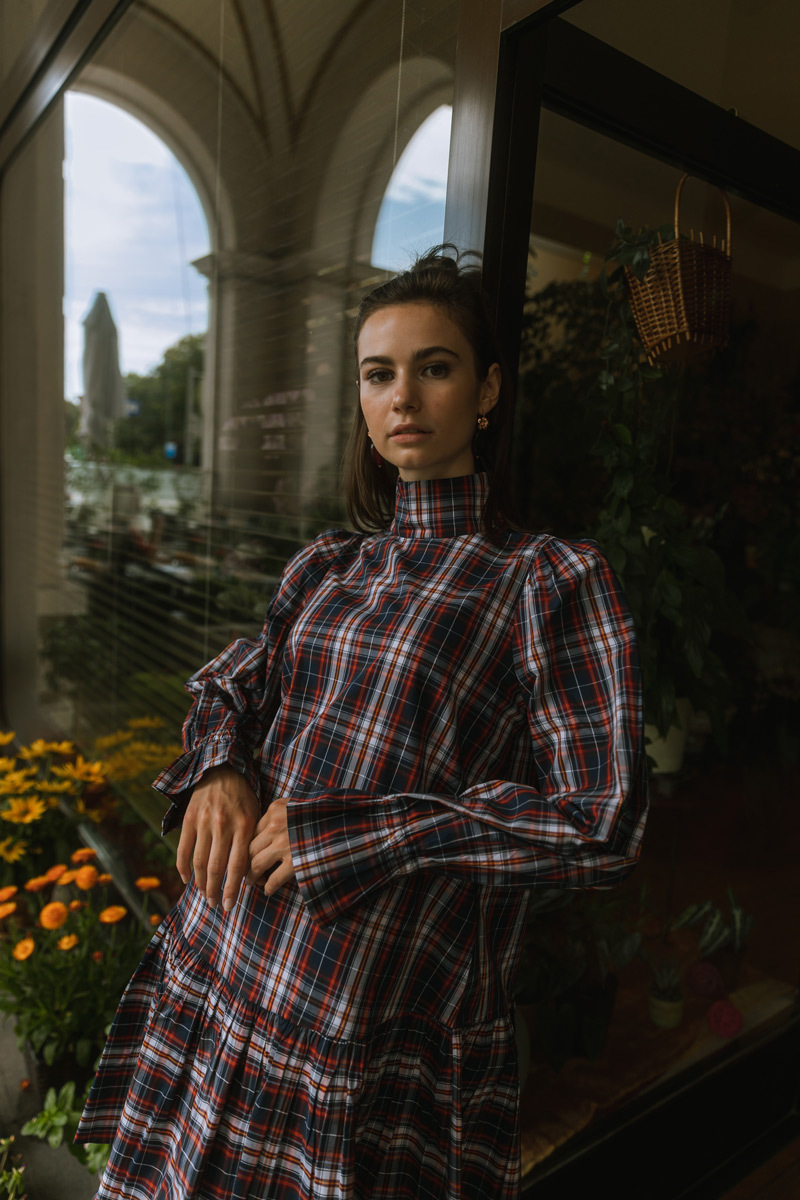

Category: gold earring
[477, 414, 489, 431]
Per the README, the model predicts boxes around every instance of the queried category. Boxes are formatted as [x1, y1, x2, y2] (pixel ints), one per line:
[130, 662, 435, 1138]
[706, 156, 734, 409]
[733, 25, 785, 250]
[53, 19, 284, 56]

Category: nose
[391, 370, 420, 411]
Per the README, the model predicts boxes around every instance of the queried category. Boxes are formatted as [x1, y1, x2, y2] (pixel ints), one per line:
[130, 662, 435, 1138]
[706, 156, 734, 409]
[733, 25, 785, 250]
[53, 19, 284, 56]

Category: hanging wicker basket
[625, 174, 732, 367]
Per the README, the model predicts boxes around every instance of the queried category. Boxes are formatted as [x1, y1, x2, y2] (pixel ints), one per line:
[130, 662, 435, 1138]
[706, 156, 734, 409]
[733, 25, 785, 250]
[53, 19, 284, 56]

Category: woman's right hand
[176, 766, 260, 912]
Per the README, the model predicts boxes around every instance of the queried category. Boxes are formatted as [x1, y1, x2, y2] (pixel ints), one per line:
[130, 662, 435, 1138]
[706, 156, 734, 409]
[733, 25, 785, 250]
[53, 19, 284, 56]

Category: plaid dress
[77, 472, 648, 1200]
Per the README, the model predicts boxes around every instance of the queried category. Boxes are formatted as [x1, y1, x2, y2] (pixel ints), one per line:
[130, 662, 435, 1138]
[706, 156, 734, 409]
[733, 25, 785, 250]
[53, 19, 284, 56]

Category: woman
[77, 247, 648, 1199]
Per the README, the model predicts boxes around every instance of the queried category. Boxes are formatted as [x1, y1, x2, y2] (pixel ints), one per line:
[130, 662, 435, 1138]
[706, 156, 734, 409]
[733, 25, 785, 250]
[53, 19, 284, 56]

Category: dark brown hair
[342, 244, 518, 541]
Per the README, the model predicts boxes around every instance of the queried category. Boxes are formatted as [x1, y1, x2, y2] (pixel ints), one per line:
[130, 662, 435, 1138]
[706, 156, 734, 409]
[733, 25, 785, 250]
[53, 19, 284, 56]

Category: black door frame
[482, 15, 800, 1198]
[485, 15, 800, 394]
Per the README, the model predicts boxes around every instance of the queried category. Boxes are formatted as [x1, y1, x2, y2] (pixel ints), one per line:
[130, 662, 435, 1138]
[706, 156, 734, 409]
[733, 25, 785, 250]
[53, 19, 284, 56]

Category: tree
[114, 333, 204, 464]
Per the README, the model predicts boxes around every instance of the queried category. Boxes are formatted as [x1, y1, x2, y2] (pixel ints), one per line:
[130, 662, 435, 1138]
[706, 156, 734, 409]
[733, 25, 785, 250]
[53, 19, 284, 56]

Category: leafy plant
[516, 222, 751, 741]
[671, 886, 754, 955]
[0, 1137, 26, 1200]
[22, 1080, 109, 1174]
[642, 952, 683, 1002]
[0, 846, 161, 1072]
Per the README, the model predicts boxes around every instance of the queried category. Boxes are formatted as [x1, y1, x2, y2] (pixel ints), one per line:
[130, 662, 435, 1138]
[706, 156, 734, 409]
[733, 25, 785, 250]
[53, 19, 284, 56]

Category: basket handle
[674, 173, 732, 255]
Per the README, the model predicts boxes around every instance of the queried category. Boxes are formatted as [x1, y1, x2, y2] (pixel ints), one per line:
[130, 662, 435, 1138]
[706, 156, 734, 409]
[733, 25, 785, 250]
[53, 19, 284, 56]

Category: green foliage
[0, 1137, 26, 1200]
[22, 1081, 110, 1174]
[516, 224, 751, 740]
[641, 951, 683, 1001]
[671, 887, 754, 955]
[114, 333, 204, 465]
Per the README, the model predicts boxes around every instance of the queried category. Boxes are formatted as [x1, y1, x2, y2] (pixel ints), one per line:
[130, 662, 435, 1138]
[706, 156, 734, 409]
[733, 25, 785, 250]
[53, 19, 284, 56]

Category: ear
[478, 362, 501, 413]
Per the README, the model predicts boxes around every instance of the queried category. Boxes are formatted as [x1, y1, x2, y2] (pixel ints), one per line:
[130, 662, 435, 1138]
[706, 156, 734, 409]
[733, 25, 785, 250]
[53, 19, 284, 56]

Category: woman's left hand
[246, 798, 297, 896]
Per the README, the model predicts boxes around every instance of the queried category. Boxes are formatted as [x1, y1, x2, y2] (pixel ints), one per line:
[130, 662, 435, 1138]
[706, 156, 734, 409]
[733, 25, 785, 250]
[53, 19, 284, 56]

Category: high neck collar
[390, 472, 489, 539]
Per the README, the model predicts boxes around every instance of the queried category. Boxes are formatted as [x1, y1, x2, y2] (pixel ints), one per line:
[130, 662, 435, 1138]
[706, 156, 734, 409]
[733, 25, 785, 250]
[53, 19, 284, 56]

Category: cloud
[64, 92, 209, 398]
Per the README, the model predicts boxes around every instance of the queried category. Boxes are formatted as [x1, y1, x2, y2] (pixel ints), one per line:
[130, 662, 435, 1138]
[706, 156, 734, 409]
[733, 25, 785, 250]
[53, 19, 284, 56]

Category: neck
[390, 471, 489, 539]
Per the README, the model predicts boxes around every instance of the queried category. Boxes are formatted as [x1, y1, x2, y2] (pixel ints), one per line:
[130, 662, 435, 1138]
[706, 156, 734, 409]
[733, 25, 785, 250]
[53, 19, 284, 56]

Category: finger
[263, 859, 295, 896]
[192, 824, 212, 900]
[176, 816, 196, 885]
[205, 828, 233, 908]
[222, 829, 252, 912]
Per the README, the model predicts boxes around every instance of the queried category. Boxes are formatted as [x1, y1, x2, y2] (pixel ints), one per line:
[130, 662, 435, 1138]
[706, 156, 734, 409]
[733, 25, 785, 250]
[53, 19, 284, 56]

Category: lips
[389, 425, 431, 437]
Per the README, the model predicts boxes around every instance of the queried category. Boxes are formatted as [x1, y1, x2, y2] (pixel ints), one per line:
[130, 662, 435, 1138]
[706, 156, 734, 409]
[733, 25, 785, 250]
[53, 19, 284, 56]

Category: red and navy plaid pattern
[78, 472, 648, 1199]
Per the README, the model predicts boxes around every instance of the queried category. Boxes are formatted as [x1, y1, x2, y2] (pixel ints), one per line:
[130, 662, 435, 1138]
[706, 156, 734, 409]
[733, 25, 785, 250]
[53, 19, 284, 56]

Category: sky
[64, 94, 450, 400]
[371, 105, 451, 271]
[64, 92, 210, 402]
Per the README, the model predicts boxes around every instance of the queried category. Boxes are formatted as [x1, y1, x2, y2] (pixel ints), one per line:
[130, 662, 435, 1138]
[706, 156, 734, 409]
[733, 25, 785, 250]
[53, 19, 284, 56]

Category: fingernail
[223, 897, 233, 912]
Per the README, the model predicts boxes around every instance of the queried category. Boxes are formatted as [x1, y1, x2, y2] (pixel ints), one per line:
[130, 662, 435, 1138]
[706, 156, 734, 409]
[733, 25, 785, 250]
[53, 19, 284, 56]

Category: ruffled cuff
[153, 735, 263, 835]
[287, 791, 405, 927]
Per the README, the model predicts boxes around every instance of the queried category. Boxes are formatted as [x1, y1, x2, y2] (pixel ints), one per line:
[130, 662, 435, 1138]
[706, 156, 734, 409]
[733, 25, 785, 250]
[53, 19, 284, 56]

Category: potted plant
[671, 886, 754, 991]
[0, 847, 161, 1093]
[515, 224, 751, 761]
[643, 953, 684, 1028]
[516, 889, 641, 1071]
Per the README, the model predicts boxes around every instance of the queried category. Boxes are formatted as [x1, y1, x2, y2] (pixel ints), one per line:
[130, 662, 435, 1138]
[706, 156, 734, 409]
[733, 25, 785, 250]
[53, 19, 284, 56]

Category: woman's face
[357, 302, 500, 482]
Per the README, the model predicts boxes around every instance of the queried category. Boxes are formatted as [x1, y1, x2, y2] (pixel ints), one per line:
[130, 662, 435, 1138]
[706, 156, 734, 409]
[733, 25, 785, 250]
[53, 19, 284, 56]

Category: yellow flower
[44, 741, 74, 755]
[12, 937, 34, 960]
[0, 885, 18, 902]
[127, 716, 165, 730]
[0, 837, 27, 864]
[93, 731, 134, 752]
[97, 872, 113, 885]
[70, 847, 98, 865]
[0, 900, 17, 920]
[58, 934, 78, 951]
[0, 731, 15, 746]
[18, 740, 51, 760]
[1, 796, 47, 825]
[37, 780, 75, 794]
[51, 756, 107, 785]
[44, 864, 67, 883]
[0, 757, 16, 773]
[74, 864, 99, 891]
[39, 901, 68, 930]
[0, 770, 36, 794]
[135, 876, 161, 892]
[98, 905, 127, 924]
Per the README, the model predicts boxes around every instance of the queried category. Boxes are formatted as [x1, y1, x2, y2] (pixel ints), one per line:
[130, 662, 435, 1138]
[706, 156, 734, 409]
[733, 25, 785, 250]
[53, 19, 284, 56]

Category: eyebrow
[359, 345, 461, 369]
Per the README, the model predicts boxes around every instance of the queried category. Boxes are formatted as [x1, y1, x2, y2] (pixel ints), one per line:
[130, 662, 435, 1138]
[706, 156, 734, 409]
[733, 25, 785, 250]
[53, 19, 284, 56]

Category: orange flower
[57, 933, 79, 951]
[12, 937, 34, 960]
[148, 913, 162, 927]
[58, 869, 77, 884]
[92, 950, 103, 961]
[98, 872, 113, 885]
[70, 847, 98, 865]
[98, 905, 127, 924]
[0, 900, 17, 919]
[68, 899, 83, 911]
[135, 876, 161, 892]
[24, 874, 51, 892]
[74, 864, 99, 891]
[0, 884, 17, 902]
[19, 1078, 30, 1091]
[39, 901, 68, 930]
[0, 731, 15, 746]
[44, 863, 67, 883]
